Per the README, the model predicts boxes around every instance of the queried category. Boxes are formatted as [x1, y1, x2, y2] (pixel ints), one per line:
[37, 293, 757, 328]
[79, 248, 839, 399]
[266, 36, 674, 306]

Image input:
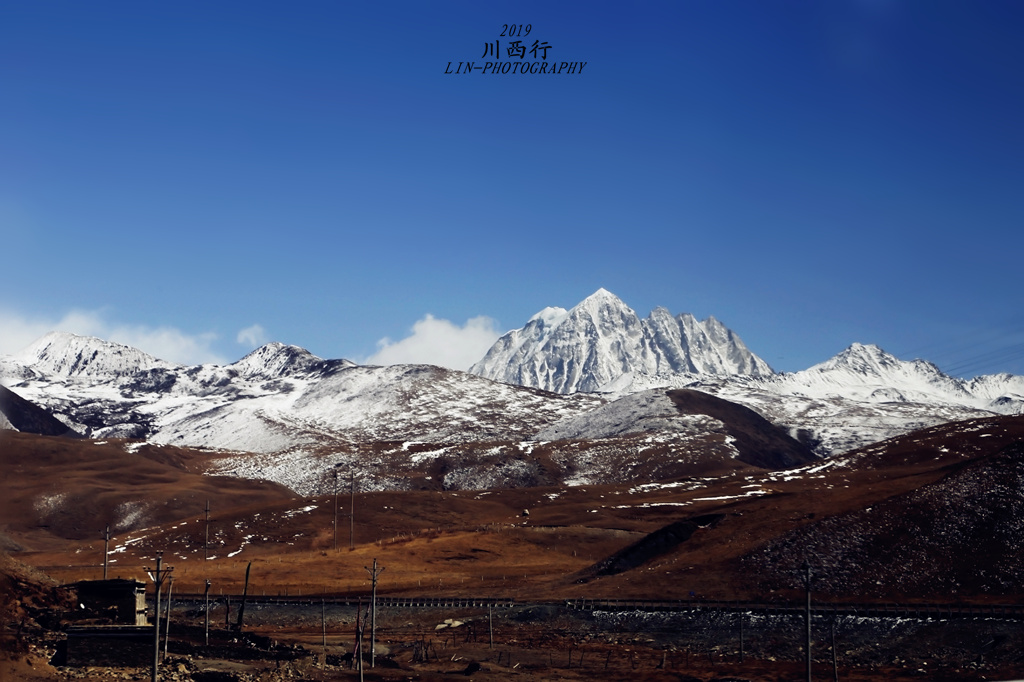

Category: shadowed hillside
[0, 386, 79, 437]
[667, 388, 818, 469]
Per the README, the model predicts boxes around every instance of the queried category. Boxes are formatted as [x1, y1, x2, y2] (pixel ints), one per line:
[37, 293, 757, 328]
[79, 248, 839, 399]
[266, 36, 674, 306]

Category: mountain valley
[5, 291, 1024, 680]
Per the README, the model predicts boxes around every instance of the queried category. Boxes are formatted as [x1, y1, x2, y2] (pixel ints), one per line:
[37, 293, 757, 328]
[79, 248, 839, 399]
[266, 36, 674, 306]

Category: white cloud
[0, 309, 226, 365]
[237, 324, 268, 348]
[366, 314, 501, 371]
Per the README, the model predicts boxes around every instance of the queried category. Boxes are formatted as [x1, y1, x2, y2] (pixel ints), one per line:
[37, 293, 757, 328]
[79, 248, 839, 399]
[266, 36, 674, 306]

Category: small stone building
[64, 580, 151, 667]
[73, 579, 148, 625]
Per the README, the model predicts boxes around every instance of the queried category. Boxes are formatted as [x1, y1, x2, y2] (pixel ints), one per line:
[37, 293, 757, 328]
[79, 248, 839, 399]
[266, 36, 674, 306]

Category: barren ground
[5, 418, 1024, 680]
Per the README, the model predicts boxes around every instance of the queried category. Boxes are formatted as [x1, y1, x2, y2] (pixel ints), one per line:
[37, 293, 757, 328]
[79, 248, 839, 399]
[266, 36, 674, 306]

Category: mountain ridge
[470, 288, 772, 393]
[13, 331, 173, 378]
[3, 292, 1023, 492]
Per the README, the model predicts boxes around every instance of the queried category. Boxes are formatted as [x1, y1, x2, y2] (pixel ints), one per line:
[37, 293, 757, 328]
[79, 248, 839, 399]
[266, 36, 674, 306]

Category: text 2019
[500, 24, 531, 37]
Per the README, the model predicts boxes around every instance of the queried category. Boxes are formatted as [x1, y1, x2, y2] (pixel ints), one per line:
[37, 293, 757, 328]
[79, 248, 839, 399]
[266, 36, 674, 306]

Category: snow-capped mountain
[772, 343, 976, 404]
[469, 290, 1023, 456]
[470, 288, 771, 393]
[5, 302, 1024, 493]
[10, 331, 172, 380]
[0, 331, 796, 493]
[618, 342, 1024, 455]
[0, 332, 602, 447]
[229, 341, 348, 379]
[730, 342, 1024, 415]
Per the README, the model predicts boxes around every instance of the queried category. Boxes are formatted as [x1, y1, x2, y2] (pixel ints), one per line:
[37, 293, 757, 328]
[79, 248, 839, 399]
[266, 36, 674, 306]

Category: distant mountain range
[471, 289, 1023, 453]
[3, 289, 1022, 494]
[472, 289, 1024, 413]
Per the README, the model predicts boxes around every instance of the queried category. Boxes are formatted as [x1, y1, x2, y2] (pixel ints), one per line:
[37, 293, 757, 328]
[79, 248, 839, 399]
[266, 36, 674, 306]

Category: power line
[943, 342, 1024, 377]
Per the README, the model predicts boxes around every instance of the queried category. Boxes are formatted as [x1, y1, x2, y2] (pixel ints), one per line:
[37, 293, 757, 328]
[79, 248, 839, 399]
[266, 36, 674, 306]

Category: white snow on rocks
[536, 389, 725, 441]
[470, 289, 771, 394]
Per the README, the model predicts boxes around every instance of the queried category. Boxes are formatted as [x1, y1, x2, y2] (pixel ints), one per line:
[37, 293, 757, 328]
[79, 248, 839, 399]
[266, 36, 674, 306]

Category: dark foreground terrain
[7, 556, 1024, 681]
[6, 415, 1024, 679]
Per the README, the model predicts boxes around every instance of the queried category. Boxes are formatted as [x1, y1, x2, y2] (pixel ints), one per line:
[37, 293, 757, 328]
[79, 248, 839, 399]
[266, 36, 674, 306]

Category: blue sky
[2, 1, 1023, 375]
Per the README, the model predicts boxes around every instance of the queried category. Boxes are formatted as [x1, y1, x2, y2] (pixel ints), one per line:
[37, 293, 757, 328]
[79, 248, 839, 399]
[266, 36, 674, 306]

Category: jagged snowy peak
[776, 343, 996, 407]
[646, 309, 770, 376]
[10, 331, 174, 378]
[611, 342, 1023, 457]
[965, 373, 1024, 407]
[229, 342, 352, 379]
[803, 343, 950, 386]
[454, 308, 566, 391]
[615, 343, 1023, 415]
[470, 288, 772, 394]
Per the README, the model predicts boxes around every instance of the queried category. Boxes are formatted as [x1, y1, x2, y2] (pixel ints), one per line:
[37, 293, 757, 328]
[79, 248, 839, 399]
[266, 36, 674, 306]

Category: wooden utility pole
[163, 576, 174, 661]
[235, 562, 252, 632]
[145, 552, 173, 682]
[102, 526, 110, 580]
[353, 599, 367, 681]
[352, 597, 362, 671]
[358, 606, 367, 682]
[803, 561, 813, 682]
[365, 558, 384, 668]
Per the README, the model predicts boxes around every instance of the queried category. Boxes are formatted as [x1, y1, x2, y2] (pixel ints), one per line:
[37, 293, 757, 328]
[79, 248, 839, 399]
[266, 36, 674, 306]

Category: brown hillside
[0, 431, 295, 549]
[4, 416, 1024, 606]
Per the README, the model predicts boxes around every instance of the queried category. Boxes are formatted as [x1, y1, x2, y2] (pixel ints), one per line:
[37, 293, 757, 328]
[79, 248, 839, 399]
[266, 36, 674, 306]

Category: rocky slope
[739, 416, 1024, 599]
[0, 386, 80, 437]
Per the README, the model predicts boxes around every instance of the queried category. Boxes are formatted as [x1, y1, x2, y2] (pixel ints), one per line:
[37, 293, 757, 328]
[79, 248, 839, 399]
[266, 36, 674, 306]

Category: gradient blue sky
[2, 1, 1023, 375]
